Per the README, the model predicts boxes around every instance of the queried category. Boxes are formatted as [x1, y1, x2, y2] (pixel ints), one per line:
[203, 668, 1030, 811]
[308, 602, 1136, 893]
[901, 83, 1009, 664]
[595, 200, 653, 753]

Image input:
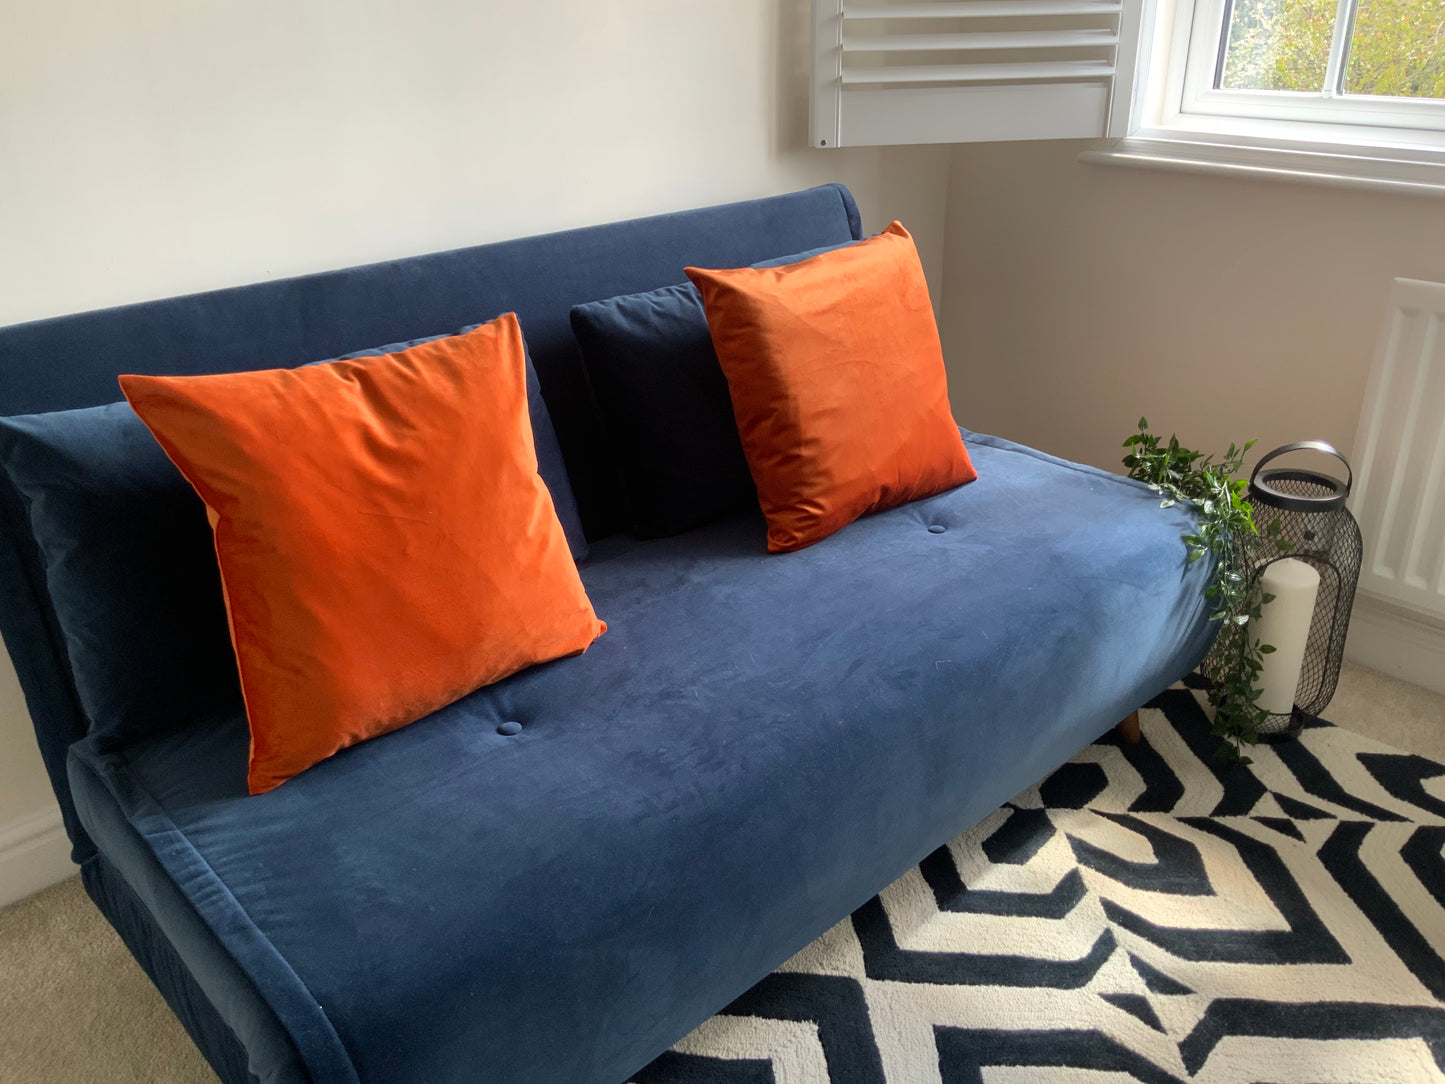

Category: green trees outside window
[1220, 0, 1444, 98]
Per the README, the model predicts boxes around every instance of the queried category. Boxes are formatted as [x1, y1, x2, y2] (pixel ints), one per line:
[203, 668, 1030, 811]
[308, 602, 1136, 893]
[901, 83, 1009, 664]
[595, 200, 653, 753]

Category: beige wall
[0, 1, 950, 881]
[939, 140, 1445, 474]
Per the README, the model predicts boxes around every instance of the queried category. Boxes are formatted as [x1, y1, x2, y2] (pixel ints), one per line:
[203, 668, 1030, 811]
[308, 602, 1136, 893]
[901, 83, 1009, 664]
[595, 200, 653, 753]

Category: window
[1178, 0, 1445, 130]
[1080, 0, 1445, 191]
[807, 0, 1445, 191]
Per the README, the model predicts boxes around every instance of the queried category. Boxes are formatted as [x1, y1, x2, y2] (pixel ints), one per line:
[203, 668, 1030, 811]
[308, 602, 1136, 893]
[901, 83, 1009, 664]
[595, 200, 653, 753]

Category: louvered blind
[811, 0, 1145, 147]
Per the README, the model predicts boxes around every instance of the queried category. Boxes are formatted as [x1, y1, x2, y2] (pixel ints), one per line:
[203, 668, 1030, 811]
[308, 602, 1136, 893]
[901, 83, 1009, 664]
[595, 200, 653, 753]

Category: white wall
[0, 1, 952, 903]
[0, 0, 950, 327]
[939, 140, 1445, 472]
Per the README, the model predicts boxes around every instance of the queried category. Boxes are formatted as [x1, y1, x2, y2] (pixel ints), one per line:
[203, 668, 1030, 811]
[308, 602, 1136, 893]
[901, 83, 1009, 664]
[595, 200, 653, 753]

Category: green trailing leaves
[1124, 417, 1278, 761]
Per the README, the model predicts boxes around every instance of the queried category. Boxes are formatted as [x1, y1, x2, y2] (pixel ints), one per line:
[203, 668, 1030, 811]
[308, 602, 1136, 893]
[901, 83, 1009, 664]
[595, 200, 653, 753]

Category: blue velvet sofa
[0, 185, 1214, 1084]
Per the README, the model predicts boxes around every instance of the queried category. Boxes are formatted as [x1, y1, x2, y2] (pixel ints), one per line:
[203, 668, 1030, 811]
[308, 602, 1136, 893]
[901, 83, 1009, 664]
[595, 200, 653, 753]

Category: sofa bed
[0, 184, 1215, 1084]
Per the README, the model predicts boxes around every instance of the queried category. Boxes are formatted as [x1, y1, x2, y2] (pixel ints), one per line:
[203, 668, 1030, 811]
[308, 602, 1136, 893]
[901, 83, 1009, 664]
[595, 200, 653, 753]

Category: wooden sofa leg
[1116, 710, 1142, 744]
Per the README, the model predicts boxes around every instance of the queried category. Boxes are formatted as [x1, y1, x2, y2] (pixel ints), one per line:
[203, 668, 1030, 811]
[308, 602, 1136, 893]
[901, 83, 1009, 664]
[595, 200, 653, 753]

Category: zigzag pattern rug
[632, 680, 1445, 1083]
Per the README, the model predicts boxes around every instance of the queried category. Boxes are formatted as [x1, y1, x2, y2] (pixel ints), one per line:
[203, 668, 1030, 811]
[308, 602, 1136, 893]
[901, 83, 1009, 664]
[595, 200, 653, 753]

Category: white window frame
[1179, 0, 1445, 130]
[1082, 0, 1445, 193]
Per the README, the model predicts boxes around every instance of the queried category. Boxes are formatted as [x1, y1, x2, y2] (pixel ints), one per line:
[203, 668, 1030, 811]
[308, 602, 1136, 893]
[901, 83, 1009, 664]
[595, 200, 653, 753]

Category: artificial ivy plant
[1122, 418, 1290, 764]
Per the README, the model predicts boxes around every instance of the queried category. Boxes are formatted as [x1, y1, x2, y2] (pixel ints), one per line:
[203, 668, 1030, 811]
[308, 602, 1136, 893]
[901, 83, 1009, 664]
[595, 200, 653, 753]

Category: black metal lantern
[1205, 442, 1363, 741]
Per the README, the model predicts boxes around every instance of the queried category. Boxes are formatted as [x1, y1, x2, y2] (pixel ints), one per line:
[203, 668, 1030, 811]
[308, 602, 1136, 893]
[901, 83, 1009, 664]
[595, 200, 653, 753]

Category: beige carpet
[1326, 659, 1445, 764]
[2, 661, 1441, 1084]
[0, 872, 218, 1083]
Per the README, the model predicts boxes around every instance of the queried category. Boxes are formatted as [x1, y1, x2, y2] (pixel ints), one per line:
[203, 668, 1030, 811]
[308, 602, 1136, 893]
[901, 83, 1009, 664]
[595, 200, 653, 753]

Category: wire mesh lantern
[1203, 442, 1363, 741]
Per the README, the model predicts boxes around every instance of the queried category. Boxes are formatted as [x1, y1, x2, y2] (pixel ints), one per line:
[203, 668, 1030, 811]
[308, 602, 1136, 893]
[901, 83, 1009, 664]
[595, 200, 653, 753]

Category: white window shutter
[810, 0, 1145, 147]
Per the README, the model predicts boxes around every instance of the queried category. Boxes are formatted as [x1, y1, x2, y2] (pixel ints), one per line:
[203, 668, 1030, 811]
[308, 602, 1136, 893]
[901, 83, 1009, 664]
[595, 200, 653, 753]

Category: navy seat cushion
[570, 242, 853, 537]
[68, 432, 1215, 1084]
[0, 325, 585, 751]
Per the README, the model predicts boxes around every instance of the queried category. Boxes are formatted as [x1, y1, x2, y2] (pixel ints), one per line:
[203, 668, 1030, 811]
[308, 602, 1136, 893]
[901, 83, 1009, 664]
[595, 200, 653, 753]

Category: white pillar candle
[1253, 557, 1321, 716]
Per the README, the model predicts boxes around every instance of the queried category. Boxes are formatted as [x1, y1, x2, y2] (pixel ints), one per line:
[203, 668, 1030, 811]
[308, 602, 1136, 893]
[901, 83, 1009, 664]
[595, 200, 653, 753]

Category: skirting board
[0, 806, 75, 909]
[1345, 591, 1445, 697]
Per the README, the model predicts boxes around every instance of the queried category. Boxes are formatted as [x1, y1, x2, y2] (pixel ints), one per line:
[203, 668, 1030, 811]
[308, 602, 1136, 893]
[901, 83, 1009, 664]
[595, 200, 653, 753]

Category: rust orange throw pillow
[121, 314, 605, 794]
[685, 222, 977, 553]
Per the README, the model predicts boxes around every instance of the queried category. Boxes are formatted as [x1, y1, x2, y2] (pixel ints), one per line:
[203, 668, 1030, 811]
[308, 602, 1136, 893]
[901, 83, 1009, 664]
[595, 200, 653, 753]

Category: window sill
[1080, 129, 1445, 198]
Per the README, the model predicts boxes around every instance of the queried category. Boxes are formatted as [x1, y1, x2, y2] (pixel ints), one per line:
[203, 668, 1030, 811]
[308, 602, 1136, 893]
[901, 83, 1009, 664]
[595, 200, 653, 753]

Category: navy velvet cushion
[570, 242, 852, 537]
[0, 327, 585, 751]
[0, 402, 242, 750]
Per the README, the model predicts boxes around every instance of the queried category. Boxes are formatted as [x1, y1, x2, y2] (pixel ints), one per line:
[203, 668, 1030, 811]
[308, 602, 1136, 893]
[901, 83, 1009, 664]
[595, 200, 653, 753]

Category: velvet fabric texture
[80, 846, 303, 1084]
[67, 432, 1217, 1084]
[122, 315, 606, 794]
[333, 328, 587, 561]
[0, 404, 242, 750]
[0, 334, 583, 755]
[0, 186, 1220, 1084]
[0, 184, 862, 854]
[571, 282, 753, 537]
[687, 223, 976, 553]
[569, 242, 852, 538]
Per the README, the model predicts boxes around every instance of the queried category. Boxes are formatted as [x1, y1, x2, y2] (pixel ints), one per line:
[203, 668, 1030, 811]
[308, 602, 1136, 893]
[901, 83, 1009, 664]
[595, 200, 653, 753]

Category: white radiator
[1350, 277, 1445, 623]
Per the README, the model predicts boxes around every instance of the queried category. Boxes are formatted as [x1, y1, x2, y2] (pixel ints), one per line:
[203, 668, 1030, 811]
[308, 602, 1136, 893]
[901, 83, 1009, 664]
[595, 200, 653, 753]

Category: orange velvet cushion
[685, 222, 977, 554]
[121, 314, 605, 794]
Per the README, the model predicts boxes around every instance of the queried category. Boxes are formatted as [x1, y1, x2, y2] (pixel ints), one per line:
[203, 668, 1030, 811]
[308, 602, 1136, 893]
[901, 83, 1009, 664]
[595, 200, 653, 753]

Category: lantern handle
[1250, 441, 1353, 497]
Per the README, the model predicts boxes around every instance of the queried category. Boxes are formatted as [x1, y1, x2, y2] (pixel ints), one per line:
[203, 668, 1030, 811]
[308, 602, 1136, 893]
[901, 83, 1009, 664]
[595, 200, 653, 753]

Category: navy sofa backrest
[0, 184, 863, 859]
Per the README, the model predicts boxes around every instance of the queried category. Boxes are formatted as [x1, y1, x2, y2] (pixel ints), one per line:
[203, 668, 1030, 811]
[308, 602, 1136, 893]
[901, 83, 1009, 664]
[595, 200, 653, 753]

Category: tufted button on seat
[927, 524, 946, 534]
[497, 721, 523, 736]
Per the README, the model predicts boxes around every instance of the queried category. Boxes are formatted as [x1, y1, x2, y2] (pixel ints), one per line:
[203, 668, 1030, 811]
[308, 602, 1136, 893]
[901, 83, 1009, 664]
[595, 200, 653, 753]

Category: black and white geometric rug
[633, 679, 1445, 1083]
